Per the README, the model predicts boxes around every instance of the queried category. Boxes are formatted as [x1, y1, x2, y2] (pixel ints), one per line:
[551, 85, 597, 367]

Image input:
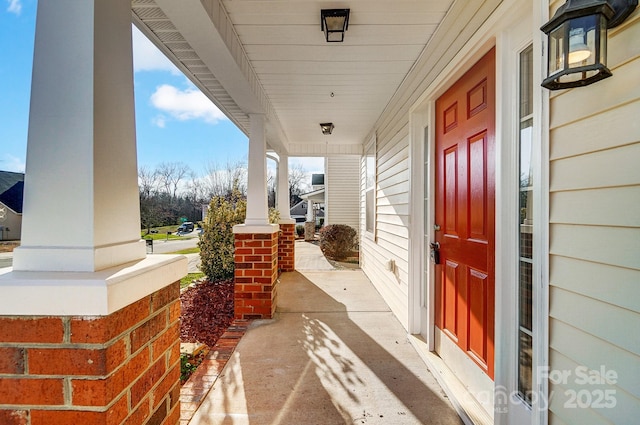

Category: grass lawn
[141, 225, 193, 241]
[172, 247, 200, 255]
[143, 233, 184, 241]
[180, 272, 205, 289]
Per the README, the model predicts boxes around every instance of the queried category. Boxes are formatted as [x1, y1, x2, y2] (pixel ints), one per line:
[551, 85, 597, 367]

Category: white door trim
[407, 1, 549, 424]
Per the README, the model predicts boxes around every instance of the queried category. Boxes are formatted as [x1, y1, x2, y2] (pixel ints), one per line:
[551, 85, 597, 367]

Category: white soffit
[134, 0, 454, 154]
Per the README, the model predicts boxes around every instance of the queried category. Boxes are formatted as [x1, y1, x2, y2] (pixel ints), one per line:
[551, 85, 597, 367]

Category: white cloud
[6, 0, 22, 15]
[1, 154, 26, 173]
[152, 115, 166, 128]
[132, 25, 181, 75]
[150, 84, 227, 125]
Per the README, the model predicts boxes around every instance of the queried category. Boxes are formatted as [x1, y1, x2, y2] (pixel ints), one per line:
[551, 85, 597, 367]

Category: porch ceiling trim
[133, 0, 459, 157]
[132, 0, 288, 153]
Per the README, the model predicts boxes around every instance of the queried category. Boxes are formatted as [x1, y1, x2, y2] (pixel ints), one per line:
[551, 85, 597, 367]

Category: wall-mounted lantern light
[321, 9, 350, 42]
[320, 123, 334, 135]
[541, 0, 637, 90]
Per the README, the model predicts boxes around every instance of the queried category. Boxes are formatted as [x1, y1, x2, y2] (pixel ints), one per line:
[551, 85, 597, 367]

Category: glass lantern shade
[543, 11, 611, 89]
[541, 0, 614, 90]
[321, 9, 350, 42]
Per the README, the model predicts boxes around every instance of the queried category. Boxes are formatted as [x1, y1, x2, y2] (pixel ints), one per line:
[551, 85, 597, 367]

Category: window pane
[366, 189, 374, 233]
[549, 25, 565, 75]
[517, 44, 534, 406]
[365, 138, 376, 234]
[518, 331, 533, 404]
[519, 260, 533, 332]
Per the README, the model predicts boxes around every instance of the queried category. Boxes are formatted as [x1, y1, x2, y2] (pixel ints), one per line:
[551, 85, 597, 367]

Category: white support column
[244, 114, 270, 226]
[277, 153, 292, 220]
[1, 0, 186, 316]
[13, 0, 146, 273]
[306, 200, 314, 222]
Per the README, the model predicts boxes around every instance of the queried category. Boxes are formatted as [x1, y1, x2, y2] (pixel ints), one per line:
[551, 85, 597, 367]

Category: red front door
[435, 48, 496, 379]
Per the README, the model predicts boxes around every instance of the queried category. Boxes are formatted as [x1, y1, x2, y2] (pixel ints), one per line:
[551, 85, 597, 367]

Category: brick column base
[278, 222, 295, 273]
[0, 282, 181, 425]
[304, 221, 315, 241]
[234, 231, 278, 319]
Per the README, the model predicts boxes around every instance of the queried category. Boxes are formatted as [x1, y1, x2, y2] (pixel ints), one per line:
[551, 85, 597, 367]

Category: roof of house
[299, 188, 325, 203]
[0, 171, 25, 214]
[290, 200, 324, 218]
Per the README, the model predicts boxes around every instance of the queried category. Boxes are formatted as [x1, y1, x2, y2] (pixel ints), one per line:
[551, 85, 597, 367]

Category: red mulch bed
[180, 279, 234, 347]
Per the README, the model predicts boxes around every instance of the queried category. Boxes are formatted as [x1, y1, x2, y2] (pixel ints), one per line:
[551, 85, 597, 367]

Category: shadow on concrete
[189, 270, 462, 425]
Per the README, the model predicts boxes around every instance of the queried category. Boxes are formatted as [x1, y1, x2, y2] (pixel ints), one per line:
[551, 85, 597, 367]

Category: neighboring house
[3, 1, 638, 424]
[0, 171, 24, 241]
[292, 173, 326, 225]
[325, 156, 360, 238]
[293, 162, 360, 237]
[289, 199, 324, 224]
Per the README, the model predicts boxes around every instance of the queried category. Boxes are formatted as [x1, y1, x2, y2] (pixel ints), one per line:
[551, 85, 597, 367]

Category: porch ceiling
[132, 0, 454, 156]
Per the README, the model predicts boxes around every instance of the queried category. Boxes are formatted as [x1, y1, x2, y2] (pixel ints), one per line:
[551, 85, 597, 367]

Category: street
[146, 234, 200, 254]
[0, 234, 201, 270]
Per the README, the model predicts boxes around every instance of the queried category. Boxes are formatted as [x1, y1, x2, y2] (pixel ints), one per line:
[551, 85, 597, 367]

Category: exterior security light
[321, 9, 350, 42]
[320, 123, 334, 135]
[541, 0, 638, 90]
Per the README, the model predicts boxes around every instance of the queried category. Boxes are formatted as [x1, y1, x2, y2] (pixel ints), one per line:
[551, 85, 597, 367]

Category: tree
[203, 160, 247, 200]
[156, 162, 191, 200]
[139, 166, 166, 234]
[138, 166, 159, 200]
[267, 167, 276, 209]
[198, 190, 246, 281]
[288, 162, 308, 207]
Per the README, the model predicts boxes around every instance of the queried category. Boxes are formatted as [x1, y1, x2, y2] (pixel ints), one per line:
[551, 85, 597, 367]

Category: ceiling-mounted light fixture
[321, 9, 350, 42]
[541, 0, 638, 90]
[320, 123, 334, 135]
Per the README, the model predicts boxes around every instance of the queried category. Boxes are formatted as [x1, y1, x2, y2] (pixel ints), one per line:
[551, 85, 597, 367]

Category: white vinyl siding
[360, 130, 410, 326]
[325, 156, 360, 237]
[360, 0, 501, 330]
[547, 6, 640, 423]
[0, 204, 22, 241]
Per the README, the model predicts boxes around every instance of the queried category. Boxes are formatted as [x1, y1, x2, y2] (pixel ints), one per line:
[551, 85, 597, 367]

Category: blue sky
[0, 0, 323, 177]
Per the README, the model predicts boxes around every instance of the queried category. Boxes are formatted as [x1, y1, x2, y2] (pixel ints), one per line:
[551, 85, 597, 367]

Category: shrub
[269, 207, 280, 224]
[296, 224, 305, 237]
[319, 224, 357, 260]
[199, 190, 246, 281]
[199, 193, 282, 281]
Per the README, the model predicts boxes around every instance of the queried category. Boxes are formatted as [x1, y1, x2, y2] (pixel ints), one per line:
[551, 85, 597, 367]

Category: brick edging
[179, 320, 250, 424]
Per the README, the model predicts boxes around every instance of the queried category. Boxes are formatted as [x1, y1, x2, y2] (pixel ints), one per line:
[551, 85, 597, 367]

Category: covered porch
[0, 1, 506, 423]
[6, 0, 638, 423]
[181, 242, 463, 425]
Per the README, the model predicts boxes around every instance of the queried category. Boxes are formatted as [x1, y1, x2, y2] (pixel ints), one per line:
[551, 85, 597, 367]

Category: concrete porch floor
[187, 262, 463, 424]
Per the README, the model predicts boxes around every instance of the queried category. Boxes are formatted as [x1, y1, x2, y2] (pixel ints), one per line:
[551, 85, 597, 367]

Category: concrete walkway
[294, 239, 335, 271]
[188, 269, 462, 425]
[0, 252, 11, 269]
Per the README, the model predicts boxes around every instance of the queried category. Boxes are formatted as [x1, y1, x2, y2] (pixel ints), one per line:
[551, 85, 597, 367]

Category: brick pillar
[278, 221, 296, 273]
[0, 282, 181, 425]
[304, 221, 315, 241]
[234, 231, 278, 319]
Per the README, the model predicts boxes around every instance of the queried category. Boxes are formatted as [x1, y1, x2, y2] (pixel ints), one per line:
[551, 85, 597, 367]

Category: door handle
[430, 242, 441, 265]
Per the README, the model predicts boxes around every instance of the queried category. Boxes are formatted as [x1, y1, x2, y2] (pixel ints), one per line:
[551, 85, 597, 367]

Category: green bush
[269, 208, 281, 224]
[296, 224, 305, 237]
[198, 191, 246, 281]
[319, 224, 357, 260]
[199, 192, 281, 281]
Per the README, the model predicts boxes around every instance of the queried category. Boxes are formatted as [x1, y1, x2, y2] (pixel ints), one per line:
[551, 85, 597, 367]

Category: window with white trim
[365, 136, 376, 235]
[517, 43, 534, 406]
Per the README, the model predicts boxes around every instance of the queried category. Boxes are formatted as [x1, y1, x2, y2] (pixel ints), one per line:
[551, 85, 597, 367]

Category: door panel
[435, 48, 495, 379]
[443, 260, 460, 341]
